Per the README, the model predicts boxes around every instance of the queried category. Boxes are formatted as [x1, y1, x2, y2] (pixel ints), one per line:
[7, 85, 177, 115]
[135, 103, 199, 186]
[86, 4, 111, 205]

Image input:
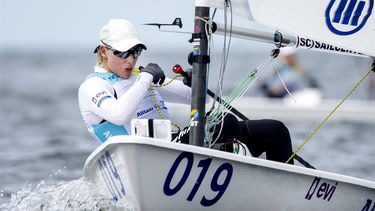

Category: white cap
[280, 47, 297, 56]
[94, 19, 146, 53]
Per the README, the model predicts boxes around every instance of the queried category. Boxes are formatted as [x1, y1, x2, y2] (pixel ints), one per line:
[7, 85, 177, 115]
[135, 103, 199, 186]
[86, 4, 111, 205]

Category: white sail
[246, 0, 375, 57]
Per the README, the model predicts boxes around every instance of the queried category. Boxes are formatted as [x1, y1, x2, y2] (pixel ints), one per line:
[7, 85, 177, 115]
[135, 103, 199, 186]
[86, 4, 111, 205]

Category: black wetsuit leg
[209, 113, 241, 152]
[172, 114, 294, 164]
[239, 119, 294, 164]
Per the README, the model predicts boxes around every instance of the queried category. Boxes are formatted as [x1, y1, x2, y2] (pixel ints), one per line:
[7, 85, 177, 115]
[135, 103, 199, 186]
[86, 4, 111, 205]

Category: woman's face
[100, 47, 138, 79]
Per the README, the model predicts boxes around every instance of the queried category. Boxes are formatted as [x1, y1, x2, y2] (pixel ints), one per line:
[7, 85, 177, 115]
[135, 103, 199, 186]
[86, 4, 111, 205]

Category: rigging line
[194, 15, 217, 145]
[194, 16, 216, 106]
[209, 56, 272, 147]
[273, 63, 297, 103]
[285, 65, 375, 164]
[214, 6, 228, 106]
[222, 0, 233, 69]
[150, 75, 182, 132]
[212, 8, 217, 19]
[210, 0, 232, 116]
[206, 83, 315, 168]
[217, 0, 231, 98]
[208, 55, 273, 122]
[194, 16, 215, 56]
[217, 0, 233, 121]
[215, 65, 263, 121]
[208, 1, 229, 138]
[193, 16, 219, 114]
[206, 9, 218, 94]
[207, 89, 248, 120]
[192, 14, 219, 146]
[209, 0, 233, 146]
[209, 112, 226, 148]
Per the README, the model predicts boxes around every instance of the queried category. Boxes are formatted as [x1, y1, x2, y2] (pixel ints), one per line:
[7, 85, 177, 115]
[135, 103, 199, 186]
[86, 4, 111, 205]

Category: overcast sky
[0, 0, 198, 51]
[1, 0, 273, 52]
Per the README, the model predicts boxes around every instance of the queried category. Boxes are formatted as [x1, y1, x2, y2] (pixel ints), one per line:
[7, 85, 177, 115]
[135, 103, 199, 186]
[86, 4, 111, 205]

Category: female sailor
[78, 19, 294, 164]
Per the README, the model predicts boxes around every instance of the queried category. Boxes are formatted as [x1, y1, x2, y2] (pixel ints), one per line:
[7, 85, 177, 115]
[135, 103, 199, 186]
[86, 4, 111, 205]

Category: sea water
[1, 48, 374, 210]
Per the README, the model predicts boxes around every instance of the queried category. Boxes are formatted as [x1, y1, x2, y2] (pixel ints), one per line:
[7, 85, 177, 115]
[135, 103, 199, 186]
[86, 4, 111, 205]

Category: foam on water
[0, 178, 135, 211]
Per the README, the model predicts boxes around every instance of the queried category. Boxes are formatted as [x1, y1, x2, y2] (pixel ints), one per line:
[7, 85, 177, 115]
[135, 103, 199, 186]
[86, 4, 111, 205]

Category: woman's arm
[79, 73, 153, 125]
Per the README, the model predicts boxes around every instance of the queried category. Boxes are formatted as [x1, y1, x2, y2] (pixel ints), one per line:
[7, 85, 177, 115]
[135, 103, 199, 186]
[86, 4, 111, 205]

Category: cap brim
[135, 44, 147, 50]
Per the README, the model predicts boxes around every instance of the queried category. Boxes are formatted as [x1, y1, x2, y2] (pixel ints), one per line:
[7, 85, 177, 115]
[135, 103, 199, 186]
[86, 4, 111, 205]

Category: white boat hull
[83, 136, 375, 210]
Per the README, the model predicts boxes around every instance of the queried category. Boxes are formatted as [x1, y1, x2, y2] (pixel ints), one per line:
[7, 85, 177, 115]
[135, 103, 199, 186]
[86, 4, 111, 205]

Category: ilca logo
[326, 0, 373, 35]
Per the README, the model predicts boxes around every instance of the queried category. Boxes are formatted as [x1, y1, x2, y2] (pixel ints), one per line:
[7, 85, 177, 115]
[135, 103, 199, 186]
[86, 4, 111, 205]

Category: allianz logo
[326, 0, 373, 35]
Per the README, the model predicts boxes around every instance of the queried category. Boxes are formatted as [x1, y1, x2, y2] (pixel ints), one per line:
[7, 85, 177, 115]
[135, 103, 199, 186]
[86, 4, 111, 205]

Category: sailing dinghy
[83, 136, 375, 210]
[83, 0, 375, 210]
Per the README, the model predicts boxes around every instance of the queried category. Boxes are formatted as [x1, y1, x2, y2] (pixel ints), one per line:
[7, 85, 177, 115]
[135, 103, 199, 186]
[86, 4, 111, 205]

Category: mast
[189, 6, 210, 146]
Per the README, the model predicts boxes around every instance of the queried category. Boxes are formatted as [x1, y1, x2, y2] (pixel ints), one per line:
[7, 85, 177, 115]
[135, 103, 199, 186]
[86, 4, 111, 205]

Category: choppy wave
[1, 178, 135, 211]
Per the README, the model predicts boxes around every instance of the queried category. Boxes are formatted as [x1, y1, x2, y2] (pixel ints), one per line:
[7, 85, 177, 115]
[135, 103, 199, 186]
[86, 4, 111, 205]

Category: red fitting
[172, 64, 183, 74]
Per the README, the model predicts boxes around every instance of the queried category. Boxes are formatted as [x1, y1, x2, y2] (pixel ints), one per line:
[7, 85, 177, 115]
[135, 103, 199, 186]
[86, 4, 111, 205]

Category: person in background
[78, 19, 295, 164]
[262, 47, 319, 98]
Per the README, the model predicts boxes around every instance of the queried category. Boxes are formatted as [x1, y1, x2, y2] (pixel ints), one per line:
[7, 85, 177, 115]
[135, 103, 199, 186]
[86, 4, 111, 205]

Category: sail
[196, 0, 374, 57]
[195, 0, 253, 20]
[246, 0, 375, 57]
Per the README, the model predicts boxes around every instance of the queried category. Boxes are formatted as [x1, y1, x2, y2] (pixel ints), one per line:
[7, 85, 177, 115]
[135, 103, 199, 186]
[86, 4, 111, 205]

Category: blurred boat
[233, 92, 375, 123]
[167, 90, 375, 123]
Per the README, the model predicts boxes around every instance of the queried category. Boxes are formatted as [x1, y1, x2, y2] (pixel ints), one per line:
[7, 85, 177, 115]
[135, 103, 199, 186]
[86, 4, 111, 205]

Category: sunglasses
[101, 40, 143, 59]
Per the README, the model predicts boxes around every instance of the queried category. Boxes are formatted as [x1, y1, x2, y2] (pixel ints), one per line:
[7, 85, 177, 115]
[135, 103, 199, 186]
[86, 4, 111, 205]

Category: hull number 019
[163, 151, 233, 207]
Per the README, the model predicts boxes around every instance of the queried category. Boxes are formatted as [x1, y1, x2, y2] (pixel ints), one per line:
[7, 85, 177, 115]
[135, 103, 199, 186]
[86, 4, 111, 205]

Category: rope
[206, 0, 233, 146]
[208, 54, 275, 123]
[150, 75, 182, 132]
[273, 63, 297, 103]
[207, 52, 278, 147]
[208, 69, 257, 122]
[286, 64, 375, 164]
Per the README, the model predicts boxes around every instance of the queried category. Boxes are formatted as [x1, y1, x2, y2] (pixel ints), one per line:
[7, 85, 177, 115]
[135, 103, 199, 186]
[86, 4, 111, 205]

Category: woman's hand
[141, 63, 165, 85]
